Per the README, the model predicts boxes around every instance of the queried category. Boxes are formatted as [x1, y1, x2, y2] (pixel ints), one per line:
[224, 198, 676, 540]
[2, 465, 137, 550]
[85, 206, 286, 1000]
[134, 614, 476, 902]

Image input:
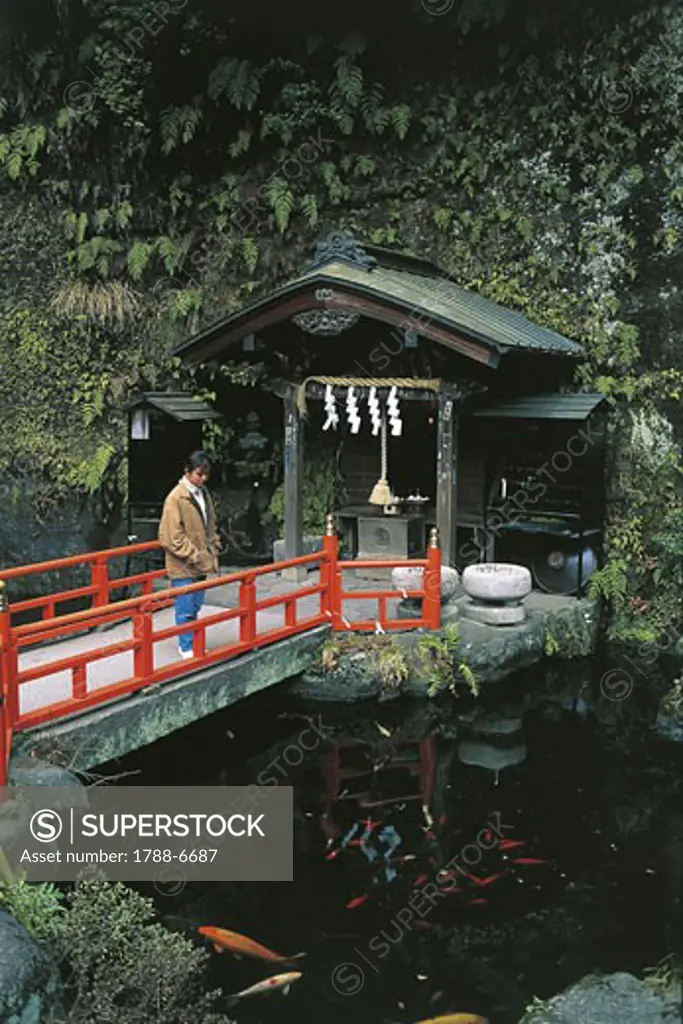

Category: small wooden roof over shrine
[473, 392, 605, 420]
[124, 391, 223, 421]
[173, 231, 584, 369]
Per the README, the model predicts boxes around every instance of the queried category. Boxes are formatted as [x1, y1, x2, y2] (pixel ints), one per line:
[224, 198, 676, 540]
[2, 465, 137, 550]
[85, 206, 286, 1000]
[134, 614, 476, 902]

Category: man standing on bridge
[158, 450, 222, 659]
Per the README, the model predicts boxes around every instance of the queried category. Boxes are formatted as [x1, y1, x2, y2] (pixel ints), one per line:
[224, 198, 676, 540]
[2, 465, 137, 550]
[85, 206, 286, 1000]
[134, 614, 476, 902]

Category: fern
[6, 150, 22, 179]
[355, 155, 376, 176]
[127, 241, 153, 281]
[300, 193, 318, 228]
[318, 162, 347, 204]
[76, 211, 89, 244]
[208, 58, 261, 110]
[155, 235, 183, 275]
[329, 104, 355, 135]
[333, 56, 363, 107]
[265, 178, 294, 233]
[434, 207, 453, 230]
[458, 662, 479, 697]
[229, 128, 252, 157]
[73, 237, 122, 277]
[171, 287, 203, 319]
[588, 557, 630, 606]
[93, 207, 111, 232]
[361, 84, 390, 135]
[114, 199, 134, 230]
[159, 103, 203, 155]
[76, 442, 115, 493]
[390, 104, 412, 140]
[544, 630, 560, 656]
[242, 236, 259, 273]
[0, 123, 47, 178]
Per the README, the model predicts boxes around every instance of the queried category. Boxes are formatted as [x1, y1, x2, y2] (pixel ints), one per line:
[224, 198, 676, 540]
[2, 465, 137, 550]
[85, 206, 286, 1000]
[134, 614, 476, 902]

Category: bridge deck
[17, 567, 403, 722]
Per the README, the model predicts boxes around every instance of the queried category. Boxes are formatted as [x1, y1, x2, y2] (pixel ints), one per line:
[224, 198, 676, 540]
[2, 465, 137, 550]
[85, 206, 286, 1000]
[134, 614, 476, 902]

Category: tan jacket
[158, 479, 221, 579]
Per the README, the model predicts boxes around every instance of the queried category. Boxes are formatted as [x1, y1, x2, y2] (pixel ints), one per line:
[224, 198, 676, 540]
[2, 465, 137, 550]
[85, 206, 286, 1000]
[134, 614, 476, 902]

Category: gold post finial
[325, 513, 336, 536]
[428, 526, 439, 549]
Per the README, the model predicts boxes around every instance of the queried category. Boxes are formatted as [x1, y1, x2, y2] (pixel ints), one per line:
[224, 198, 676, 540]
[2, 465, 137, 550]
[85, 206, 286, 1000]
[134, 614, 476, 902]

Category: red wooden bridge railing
[0, 520, 441, 784]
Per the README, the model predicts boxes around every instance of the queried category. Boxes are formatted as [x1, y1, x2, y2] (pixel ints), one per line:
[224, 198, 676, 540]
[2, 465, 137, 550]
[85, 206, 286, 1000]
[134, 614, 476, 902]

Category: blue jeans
[172, 578, 206, 652]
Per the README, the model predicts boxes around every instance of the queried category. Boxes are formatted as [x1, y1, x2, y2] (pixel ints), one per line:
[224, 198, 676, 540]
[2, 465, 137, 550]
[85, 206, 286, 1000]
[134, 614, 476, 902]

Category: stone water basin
[462, 562, 532, 604]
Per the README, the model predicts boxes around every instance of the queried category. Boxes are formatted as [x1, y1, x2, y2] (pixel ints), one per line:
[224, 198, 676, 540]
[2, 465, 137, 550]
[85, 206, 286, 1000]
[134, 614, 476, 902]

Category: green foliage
[418, 623, 479, 697]
[208, 58, 262, 109]
[0, 875, 232, 1021]
[644, 954, 683, 1005]
[0, 877, 66, 944]
[55, 877, 230, 1024]
[375, 637, 411, 692]
[269, 452, 345, 535]
[265, 178, 295, 233]
[0, 0, 682, 643]
[160, 103, 204, 154]
[544, 630, 560, 657]
[300, 193, 319, 227]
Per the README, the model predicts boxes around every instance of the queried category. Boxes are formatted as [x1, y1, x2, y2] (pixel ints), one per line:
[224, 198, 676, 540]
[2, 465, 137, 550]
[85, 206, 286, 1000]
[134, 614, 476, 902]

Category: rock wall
[0, 479, 127, 602]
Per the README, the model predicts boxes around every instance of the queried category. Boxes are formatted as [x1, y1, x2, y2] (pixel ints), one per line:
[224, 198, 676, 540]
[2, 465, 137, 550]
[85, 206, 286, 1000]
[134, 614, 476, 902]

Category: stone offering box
[461, 563, 532, 625]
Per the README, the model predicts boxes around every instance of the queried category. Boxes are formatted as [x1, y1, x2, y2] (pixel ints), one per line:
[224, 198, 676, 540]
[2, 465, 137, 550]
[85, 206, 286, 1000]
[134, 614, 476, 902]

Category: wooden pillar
[282, 385, 305, 581]
[436, 384, 458, 566]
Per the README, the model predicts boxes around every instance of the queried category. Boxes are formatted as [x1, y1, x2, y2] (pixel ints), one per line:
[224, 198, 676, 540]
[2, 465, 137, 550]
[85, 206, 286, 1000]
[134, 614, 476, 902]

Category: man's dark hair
[184, 450, 212, 473]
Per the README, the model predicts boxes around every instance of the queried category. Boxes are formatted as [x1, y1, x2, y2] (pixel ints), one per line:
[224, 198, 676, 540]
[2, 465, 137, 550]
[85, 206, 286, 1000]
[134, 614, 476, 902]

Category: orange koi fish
[197, 926, 305, 964]
[470, 872, 503, 887]
[512, 857, 550, 866]
[497, 839, 525, 850]
[226, 970, 302, 1004]
[346, 894, 370, 909]
[414, 1015, 488, 1024]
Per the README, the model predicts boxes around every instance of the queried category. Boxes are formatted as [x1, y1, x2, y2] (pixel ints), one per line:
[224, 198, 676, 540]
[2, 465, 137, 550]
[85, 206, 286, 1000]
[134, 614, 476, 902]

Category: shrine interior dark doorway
[336, 400, 437, 507]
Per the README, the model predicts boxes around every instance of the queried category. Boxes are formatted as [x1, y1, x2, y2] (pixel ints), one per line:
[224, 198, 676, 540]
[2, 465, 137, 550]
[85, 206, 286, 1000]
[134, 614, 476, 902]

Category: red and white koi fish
[512, 857, 551, 866]
[226, 970, 302, 1004]
[346, 894, 370, 909]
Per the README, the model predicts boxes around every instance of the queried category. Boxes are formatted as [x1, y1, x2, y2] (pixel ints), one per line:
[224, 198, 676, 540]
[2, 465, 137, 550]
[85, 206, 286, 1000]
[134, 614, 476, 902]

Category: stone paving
[16, 563, 405, 719]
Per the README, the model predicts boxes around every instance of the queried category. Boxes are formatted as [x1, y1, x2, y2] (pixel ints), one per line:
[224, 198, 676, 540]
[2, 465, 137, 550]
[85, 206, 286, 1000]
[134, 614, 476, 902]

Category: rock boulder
[519, 972, 680, 1024]
[0, 911, 64, 1024]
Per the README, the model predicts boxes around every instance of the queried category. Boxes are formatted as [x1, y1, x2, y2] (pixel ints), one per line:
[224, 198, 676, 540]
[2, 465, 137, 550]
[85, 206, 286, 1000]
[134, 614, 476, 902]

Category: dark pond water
[95, 656, 683, 1023]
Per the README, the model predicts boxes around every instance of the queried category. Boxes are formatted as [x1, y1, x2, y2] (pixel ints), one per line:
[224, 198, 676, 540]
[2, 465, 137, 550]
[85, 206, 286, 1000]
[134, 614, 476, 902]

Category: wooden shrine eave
[174, 274, 503, 369]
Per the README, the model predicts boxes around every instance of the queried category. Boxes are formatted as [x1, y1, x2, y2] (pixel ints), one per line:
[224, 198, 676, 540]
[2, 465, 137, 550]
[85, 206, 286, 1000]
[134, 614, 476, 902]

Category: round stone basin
[391, 564, 460, 603]
[462, 562, 532, 603]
